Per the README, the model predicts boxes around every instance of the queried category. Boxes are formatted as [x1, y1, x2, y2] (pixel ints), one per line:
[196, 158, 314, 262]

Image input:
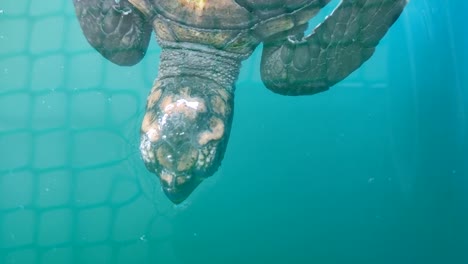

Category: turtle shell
[148, 0, 329, 54]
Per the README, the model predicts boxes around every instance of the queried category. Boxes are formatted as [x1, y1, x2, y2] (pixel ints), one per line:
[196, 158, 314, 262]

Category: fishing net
[0, 1, 184, 263]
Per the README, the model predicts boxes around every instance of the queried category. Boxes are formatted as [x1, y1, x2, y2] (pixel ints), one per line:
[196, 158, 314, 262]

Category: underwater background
[0, 0, 466, 263]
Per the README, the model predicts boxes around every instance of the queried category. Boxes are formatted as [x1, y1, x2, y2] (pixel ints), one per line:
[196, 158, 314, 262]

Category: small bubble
[368, 177, 375, 183]
[452, 170, 457, 174]
[139, 235, 147, 242]
[193, 232, 198, 237]
[107, 96, 113, 102]
[0, 10, 4, 15]
[45, 187, 50, 192]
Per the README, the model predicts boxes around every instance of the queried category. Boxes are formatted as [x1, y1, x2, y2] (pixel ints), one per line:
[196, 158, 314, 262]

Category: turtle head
[139, 76, 234, 204]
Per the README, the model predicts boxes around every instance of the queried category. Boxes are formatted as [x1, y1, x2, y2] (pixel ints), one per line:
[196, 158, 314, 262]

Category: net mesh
[0, 0, 423, 263]
[0, 1, 183, 263]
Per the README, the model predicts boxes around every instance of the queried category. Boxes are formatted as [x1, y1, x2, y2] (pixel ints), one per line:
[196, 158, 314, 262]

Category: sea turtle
[73, 0, 408, 204]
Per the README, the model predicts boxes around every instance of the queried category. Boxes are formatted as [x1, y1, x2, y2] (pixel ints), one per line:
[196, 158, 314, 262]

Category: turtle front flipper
[73, 0, 152, 66]
[260, 0, 408, 96]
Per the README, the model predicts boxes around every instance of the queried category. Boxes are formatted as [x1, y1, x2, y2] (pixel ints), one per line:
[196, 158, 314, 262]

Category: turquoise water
[0, 0, 466, 263]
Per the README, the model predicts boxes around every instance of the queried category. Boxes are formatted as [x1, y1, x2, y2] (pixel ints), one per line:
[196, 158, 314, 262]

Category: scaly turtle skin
[73, 0, 408, 204]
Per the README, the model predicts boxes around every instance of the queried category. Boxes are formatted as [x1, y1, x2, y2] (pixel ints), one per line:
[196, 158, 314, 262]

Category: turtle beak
[159, 170, 200, 204]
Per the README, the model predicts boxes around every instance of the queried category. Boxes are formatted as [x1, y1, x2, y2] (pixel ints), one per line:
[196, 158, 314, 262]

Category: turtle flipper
[260, 0, 408, 96]
[73, 0, 152, 66]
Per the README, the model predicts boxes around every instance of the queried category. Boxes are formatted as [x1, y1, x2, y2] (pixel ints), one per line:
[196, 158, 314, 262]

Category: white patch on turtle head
[182, 0, 206, 11]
